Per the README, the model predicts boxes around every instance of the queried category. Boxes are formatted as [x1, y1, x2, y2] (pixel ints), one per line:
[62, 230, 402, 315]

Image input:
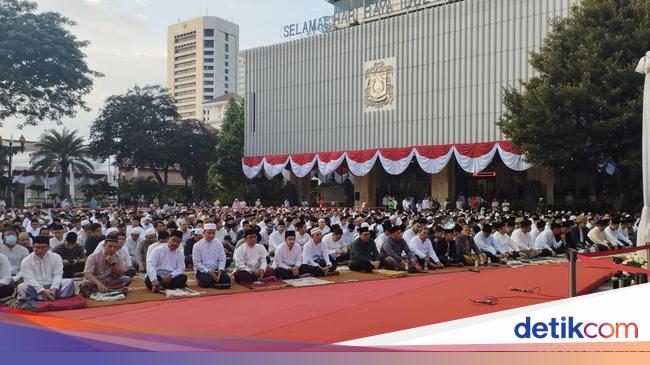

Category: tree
[498, 0, 650, 210]
[80, 180, 116, 200]
[30, 128, 94, 199]
[0, 0, 102, 126]
[209, 98, 282, 204]
[172, 120, 217, 202]
[89, 85, 216, 201]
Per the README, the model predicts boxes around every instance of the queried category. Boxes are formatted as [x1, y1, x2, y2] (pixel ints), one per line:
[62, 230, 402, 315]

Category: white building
[167, 16, 240, 119]
[202, 93, 243, 130]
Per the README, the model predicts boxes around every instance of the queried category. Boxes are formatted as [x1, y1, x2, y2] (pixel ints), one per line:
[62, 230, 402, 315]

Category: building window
[225, 61, 229, 67]
[204, 88, 214, 93]
[204, 29, 214, 37]
[204, 51, 214, 56]
[204, 95, 212, 100]
[225, 33, 229, 41]
[204, 73, 214, 78]
[204, 66, 214, 70]
[225, 43, 229, 52]
[225, 76, 229, 81]
[225, 83, 229, 89]
[204, 40, 214, 48]
[225, 69, 228, 74]
[204, 58, 214, 63]
[204, 80, 214, 85]
[225, 54, 229, 60]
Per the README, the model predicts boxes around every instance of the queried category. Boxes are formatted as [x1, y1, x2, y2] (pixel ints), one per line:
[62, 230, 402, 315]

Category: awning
[242, 141, 531, 179]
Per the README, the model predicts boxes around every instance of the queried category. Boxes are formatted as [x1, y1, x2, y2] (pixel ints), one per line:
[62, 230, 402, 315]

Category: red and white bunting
[242, 141, 531, 179]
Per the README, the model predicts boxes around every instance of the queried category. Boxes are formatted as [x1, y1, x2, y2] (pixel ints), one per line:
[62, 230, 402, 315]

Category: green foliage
[117, 177, 159, 203]
[89, 85, 216, 200]
[208, 99, 283, 204]
[30, 128, 93, 199]
[0, 0, 102, 126]
[80, 180, 116, 200]
[498, 0, 650, 209]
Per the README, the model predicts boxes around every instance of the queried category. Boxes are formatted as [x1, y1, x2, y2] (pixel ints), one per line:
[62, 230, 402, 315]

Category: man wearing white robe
[272, 231, 303, 279]
[17, 236, 76, 301]
[299, 228, 338, 277]
[233, 229, 273, 283]
[192, 224, 231, 289]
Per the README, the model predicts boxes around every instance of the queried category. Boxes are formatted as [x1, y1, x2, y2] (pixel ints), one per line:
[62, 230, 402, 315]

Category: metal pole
[569, 249, 577, 298]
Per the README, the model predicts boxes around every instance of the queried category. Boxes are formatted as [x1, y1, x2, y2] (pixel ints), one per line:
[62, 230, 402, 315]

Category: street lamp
[0, 134, 27, 208]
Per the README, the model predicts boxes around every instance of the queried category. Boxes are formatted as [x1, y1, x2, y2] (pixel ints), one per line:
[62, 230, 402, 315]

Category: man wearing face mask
[0, 231, 29, 284]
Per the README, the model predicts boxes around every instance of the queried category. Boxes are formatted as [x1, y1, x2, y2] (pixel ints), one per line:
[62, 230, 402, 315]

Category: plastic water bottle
[474, 259, 479, 270]
[487, 257, 492, 266]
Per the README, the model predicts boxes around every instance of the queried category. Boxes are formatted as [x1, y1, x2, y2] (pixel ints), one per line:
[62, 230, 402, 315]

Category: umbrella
[635, 51, 650, 253]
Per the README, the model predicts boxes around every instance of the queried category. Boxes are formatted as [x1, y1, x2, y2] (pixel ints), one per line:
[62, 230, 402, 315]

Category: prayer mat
[373, 269, 408, 278]
[283, 277, 334, 287]
[90, 291, 127, 302]
[162, 288, 205, 298]
[35, 295, 87, 312]
[239, 278, 289, 290]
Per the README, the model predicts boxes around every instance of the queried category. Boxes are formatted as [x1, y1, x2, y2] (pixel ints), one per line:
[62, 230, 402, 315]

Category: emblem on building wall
[364, 57, 396, 112]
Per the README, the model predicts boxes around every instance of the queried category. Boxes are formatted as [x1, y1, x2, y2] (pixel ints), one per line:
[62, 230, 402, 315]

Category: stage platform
[47, 262, 613, 349]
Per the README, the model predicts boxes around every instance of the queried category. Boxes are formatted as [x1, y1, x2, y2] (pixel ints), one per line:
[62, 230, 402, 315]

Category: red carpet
[50, 262, 612, 344]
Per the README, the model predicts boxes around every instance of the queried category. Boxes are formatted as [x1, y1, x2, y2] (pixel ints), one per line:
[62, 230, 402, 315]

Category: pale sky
[2, 0, 332, 142]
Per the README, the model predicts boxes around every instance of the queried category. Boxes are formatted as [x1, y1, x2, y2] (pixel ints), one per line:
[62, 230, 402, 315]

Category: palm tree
[30, 128, 94, 199]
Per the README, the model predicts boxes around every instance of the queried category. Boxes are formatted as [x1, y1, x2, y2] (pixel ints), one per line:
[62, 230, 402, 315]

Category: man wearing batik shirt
[272, 231, 303, 279]
[299, 228, 338, 277]
[53, 232, 86, 278]
[79, 237, 131, 297]
[17, 236, 76, 301]
[381, 225, 419, 272]
[233, 229, 273, 283]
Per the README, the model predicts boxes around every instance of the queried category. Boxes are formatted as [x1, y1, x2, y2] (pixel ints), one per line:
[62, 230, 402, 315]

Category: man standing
[233, 229, 273, 283]
[145, 230, 187, 292]
[272, 231, 303, 279]
[17, 236, 76, 301]
[348, 227, 382, 273]
[79, 237, 131, 297]
[192, 223, 231, 289]
[299, 228, 338, 277]
[53, 232, 86, 278]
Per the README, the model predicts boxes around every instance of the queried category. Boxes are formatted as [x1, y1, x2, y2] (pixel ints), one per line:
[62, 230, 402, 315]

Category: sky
[3, 0, 333, 142]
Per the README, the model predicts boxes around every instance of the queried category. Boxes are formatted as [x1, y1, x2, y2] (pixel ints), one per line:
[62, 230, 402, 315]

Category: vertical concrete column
[354, 168, 377, 208]
[431, 165, 455, 202]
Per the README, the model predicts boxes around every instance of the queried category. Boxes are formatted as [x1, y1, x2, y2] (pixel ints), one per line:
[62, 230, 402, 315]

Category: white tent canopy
[635, 51, 650, 251]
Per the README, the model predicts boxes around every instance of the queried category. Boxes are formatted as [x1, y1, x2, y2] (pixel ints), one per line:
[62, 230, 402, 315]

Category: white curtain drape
[635, 51, 650, 249]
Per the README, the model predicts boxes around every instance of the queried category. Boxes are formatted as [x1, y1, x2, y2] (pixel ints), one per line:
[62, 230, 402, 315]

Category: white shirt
[49, 236, 65, 250]
[323, 234, 346, 258]
[126, 236, 143, 259]
[272, 242, 303, 269]
[302, 239, 332, 267]
[474, 232, 502, 256]
[375, 233, 389, 252]
[146, 245, 185, 282]
[21, 251, 64, 293]
[408, 236, 441, 263]
[0, 254, 12, 286]
[295, 232, 311, 247]
[192, 238, 227, 272]
[93, 242, 132, 268]
[234, 243, 268, 273]
[269, 230, 286, 254]
[511, 228, 534, 249]
[0, 243, 29, 278]
[215, 228, 228, 242]
[402, 228, 417, 244]
[493, 231, 521, 252]
[534, 229, 562, 250]
[604, 226, 631, 247]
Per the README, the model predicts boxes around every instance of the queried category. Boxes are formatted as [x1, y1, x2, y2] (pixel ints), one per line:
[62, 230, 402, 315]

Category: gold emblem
[364, 60, 394, 109]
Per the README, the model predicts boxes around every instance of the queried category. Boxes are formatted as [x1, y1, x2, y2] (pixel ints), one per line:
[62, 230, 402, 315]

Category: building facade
[243, 0, 583, 207]
[203, 93, 243, 130]
[167, 16, 240, 119]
